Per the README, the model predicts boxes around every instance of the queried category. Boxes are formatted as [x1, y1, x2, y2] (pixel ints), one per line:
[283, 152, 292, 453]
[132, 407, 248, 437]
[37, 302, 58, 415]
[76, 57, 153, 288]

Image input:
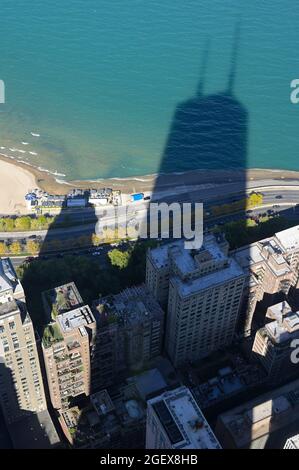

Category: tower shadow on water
[161, 29, 247, 175]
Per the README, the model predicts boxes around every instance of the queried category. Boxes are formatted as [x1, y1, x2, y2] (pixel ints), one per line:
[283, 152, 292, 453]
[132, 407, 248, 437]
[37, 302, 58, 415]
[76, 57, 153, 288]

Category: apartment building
[147, 234, 246, 366]
[92, 284, 165, 387]
[0, 258, 47, 423]
[252, 301, 299, 383]
[41, 283, 96, 411]
[146, 386, 221, 449]
[234, 225, 299, 335]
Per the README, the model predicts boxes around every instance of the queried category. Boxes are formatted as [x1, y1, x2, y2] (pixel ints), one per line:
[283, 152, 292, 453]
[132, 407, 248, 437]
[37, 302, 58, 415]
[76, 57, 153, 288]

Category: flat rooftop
[265, 311, 299, 344]
[217, 378, 299, 447]
[8, 410, 60, 449]
[149, 240, 181, 269]
[169, 235, 227, 277]
[275, 225, 299, 252]
[57, 305, 95, 334]
[95, 284, 164, 326]
[149, 386, 221, 449]
[0, 299, 20, 318]
[172, 257, 244, 298]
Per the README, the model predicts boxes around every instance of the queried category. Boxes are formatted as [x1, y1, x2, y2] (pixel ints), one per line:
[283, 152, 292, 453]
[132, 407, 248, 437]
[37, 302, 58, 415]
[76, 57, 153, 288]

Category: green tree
[4, 218, 15, 231]
[15, 216, 32, 231]
[108, 249, 131, 269]
[9, 241, 22, 255]
[0, 242, 7, 255]
[37, 215, 48, 229]
[26, 240, 40, 254]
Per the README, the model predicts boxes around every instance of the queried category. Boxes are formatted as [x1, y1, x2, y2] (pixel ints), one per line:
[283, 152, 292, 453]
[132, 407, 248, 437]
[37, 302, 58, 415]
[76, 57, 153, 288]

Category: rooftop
[275, 225, 299, 252]
[172, 257, 244, 298]
[8, 410, 61, 449]
[130, 368, 167, 401]
[42, 282, 83, 320]
[149, 386, 221, 449]
[169, 234, 227, 277]
[0, 258, 23, 299]
[0, 299, 20, 318]
[264, 310, 299, 345]
[217, 378, 299, 447]
[57, 305, 95, 334]
[94, 284, 164, 327]
[42, 323, 64, 349]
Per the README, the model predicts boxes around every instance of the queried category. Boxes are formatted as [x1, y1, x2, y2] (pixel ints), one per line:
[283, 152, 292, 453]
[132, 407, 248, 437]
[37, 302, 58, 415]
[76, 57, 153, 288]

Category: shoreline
[2, 152, 299, 214]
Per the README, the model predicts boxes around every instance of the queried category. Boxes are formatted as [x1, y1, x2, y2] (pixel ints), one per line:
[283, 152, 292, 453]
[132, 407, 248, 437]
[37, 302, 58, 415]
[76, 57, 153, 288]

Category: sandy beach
[0, 158, 39, 214]
[2, 152, 299, 215]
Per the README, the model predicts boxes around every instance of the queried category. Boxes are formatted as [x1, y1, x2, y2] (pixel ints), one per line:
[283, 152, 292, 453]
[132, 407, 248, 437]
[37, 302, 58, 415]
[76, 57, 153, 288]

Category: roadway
[2, 179, 299, 265]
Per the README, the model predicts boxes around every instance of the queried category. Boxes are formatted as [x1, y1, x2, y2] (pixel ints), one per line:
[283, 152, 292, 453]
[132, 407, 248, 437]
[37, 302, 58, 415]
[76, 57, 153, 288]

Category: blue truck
[131, 193, 144, 202]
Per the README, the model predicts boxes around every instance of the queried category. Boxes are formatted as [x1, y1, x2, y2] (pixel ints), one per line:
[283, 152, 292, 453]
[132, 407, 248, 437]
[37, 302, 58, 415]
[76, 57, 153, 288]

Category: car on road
[273, 205, 280, 209]
[275, 195, 283, 199]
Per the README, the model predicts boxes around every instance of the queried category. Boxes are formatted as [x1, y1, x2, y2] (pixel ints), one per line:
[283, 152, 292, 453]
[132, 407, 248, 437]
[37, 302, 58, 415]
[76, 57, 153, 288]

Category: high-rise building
[0, 258, 47, 423]
[147, 234, 245, 366]
[0, 258, 60, 448]
[92, 284, 164, 387]
[234, 225, 299, 335]
[146, 386, 221, 449]
[41, 283, 97, 411]
[252, 301, 299, 383]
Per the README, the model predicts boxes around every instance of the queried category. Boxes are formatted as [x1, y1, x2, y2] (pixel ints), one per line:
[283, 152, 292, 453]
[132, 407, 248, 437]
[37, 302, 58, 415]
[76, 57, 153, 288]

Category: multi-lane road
[2, 178, 299, 269]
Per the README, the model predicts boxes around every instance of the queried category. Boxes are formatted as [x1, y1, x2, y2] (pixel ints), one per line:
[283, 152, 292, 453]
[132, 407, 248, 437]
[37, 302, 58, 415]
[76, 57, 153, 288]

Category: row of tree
[0, 215, 54, 232]
[211, 192, 264, 217]
[216, 215, 294, 249]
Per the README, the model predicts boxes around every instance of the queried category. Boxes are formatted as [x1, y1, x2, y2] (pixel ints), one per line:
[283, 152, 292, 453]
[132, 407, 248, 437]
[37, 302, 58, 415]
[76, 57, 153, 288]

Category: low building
[146, 386, 221, 449]
[88, 188, 113, 206]
[215, 378, 299, 449]
[60, 383, 146, 449]
[192, 362, 266, 410]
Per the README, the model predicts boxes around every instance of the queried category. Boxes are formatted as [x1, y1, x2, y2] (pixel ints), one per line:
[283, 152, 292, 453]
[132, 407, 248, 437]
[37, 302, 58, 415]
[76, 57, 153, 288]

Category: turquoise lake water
[0, 0, 298, 180]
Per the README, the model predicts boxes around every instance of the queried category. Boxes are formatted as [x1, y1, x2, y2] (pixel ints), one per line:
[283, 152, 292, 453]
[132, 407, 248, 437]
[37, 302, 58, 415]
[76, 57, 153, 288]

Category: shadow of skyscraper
[161, 25, 247, 174]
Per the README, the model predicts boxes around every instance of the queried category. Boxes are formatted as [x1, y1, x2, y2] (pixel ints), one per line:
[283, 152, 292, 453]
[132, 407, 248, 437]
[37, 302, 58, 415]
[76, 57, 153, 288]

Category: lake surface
[0, 0, 298, 180]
